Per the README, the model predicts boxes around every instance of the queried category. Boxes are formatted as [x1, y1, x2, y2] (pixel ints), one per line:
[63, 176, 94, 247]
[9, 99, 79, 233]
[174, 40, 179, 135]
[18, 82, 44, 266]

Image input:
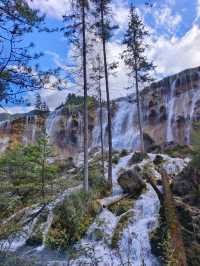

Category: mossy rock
[150, 207, 167, 264]
[111, 211, 133, 249]
[153, 155, 164, 165]
[119, 149, 128, 157]
[109, 198, 134, 216]
[118, 169, 146, 194]
[128, 152, 149, 165]
[165, 144, 193, 158]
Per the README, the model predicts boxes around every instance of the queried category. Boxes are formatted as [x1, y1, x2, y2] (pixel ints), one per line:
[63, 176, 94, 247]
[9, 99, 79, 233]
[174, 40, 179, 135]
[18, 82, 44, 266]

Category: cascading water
[70, 154, 161, 266]
[46, 109, 63, 141]
[185, 86, 200, 144]
[166, 79, 176, 142]
[92, 100, 140, 151]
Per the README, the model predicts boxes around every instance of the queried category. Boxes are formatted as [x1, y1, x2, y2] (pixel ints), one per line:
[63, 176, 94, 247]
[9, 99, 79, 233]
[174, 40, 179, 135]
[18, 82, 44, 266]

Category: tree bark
[135, 68, 145, 153]
[161, 170, 188, 266]
[98, 72, 105, 179]
[100, 0, 112, 188]
[82, 2, 89, 192]
[41, 140, 46, 204]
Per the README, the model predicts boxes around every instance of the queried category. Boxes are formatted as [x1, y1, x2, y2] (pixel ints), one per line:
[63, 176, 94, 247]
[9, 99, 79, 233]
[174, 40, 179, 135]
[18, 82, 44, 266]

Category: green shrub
[46, 191, 101, 249]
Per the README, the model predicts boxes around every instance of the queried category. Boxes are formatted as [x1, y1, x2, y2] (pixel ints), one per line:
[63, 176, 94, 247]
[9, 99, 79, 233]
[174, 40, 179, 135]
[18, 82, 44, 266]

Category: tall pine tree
[91, 0, 118, 188]
[63, 0, 89, 192]
[122, 3, 154, 153]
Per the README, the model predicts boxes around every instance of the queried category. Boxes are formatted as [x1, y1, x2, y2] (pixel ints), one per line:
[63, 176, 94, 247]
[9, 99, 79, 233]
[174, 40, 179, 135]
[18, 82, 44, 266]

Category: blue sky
[4, 0, 200, 113]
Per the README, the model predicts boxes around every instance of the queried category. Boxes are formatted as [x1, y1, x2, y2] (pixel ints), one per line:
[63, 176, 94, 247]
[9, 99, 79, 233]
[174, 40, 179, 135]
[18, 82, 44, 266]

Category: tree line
[63, 0, 154, 192]
[0, 0, 154, 193]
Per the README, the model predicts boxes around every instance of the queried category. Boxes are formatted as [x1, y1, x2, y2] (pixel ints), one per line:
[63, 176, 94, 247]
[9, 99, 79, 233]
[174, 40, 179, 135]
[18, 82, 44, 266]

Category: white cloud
[25, 0, 70, 19]
[150, 24, 200, 76]
[23, 0, 200, 109]
[154, 6, 182, 33]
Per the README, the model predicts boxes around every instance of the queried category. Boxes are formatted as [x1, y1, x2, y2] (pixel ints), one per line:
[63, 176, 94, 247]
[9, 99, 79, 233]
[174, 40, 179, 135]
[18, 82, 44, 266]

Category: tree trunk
[41, 141, 46, 204]
[161, 170, 188, 266]
[100, 0, 112, 188]
[135, 69, 145, 153]
[146, 175, 163, 203]
[82, 3, 89, 192]
[98, 58, 105, 178]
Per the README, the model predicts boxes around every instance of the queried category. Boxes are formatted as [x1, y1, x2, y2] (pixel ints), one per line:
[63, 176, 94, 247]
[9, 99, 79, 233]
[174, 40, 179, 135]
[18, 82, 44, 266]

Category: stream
[1, 153, 189, 266]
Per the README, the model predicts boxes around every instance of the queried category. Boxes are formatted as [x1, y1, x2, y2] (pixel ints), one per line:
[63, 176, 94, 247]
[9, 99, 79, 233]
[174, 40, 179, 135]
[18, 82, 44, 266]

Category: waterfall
[112, 101, 139, 150]
[46, 109, 63, 140]
[185, 86, 200, 144]
[92, 100, 140, 151]
[166, 80, 176, 142]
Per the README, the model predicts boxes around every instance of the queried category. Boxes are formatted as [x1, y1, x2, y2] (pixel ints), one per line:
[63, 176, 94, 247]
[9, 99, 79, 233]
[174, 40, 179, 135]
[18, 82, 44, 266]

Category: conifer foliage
[122, 3, 154, 153]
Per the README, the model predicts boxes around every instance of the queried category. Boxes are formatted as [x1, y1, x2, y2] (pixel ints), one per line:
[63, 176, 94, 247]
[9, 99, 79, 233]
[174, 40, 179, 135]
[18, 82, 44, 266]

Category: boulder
[118, 169, 146, 194]
[153, 155, 164, 165]
[172, 165, 200, 206]
[128, 152, 148, 165]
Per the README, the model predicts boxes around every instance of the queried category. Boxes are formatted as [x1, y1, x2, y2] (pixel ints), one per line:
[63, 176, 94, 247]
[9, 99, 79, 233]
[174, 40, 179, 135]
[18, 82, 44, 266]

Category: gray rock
[118, 169, 146, 194]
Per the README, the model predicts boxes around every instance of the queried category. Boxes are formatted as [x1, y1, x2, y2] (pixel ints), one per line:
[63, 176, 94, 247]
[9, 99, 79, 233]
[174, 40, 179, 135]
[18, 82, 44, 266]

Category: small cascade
[46, 109, 63, 141]
[92, 101, 140, 151]
[117, 184, 160, 266]
[185, 87, 200, 144]
[112, 101, 139, 150]
[0, 206, 43, 252]
[166, 79, 176, 142]
[92, 107, 108, 147]
[70, 154, 161, 266]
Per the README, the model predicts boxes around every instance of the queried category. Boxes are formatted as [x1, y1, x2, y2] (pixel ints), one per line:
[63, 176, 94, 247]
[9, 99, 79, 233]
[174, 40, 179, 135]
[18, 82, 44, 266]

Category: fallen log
[145, 175, 163, 203]
[161, 170, 188, 266]
[97, 193, 129, 208]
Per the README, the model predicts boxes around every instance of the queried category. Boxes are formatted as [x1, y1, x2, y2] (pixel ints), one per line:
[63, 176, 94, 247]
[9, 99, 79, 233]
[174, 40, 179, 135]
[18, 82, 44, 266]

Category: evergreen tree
[0, 136, 57, 204]
[35, 93, 42, 110]
[90, 54, 105, 178]
[63, 0, 89, 192]
[0, 0, 43, 104]
[122, 3, 154, 153]
[91, 0, 118, 187]
[41, 101, 49, 112]
[0, 1, 62, 107]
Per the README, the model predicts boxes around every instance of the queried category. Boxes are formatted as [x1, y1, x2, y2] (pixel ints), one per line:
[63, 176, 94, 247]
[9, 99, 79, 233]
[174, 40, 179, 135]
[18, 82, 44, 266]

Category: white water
[0, 185, 82, 254]
[166, 80, 176, 142]
[70, 154, 161, 266]
[185, 86, 200, 144]
[92, 101, 140, 151]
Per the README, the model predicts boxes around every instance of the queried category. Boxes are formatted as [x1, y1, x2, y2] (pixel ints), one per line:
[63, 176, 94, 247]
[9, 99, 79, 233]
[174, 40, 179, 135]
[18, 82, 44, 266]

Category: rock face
[172, 165, 200, 266]
[118, 169, 146, 194]
[0, 66, 200, 157]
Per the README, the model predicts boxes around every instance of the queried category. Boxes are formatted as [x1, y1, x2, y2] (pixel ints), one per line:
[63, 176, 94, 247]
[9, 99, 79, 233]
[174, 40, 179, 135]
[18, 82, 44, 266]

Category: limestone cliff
[0, 66, 200, 157]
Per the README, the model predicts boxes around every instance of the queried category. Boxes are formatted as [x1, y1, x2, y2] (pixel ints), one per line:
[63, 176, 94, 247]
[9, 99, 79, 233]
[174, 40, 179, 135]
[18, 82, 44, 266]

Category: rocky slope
[0, 66, 200, 157]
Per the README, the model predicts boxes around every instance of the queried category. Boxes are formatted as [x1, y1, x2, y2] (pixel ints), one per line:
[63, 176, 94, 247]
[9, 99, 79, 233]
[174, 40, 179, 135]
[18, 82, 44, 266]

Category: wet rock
[118, 169, 146, 194]
[128, 152, 149, 165]
[172, 165, 200, 205]
[153, 155, 164, 165]
[144, 133, 155, 151]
